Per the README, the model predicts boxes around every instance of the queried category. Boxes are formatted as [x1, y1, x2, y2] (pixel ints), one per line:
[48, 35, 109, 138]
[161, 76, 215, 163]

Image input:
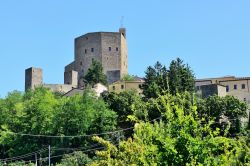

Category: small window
[234, 84, 237, 90]
[242, 84, 246, 89]
[80, 61, 82, 65]
[244, 98, 246, 102]
[86, 37, 88, 40]
[91, 48, 94, 52]
[85, 49, 87, 54]
[121, 85, 124, 89]
[109, 47, 111, 51]
[116, 47, 119, 51]
[112, 86, 115, 90]
[226, 85, 229, 92]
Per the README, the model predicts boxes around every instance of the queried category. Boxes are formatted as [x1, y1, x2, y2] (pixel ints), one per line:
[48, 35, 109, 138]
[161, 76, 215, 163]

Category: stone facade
[196, 76, 250, 104]
[197, 84, 226, 98]
[65, 28, 128, 86]
[108, 78, 144, 94]
[25, 67, 43, 91]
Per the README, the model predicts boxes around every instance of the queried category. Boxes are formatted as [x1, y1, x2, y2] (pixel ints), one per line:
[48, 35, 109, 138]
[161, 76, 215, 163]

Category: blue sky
[0, 0, 249, 97]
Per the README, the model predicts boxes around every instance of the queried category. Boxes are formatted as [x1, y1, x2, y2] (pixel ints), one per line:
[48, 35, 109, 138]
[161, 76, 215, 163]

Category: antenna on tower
[120, 16, 124, 28]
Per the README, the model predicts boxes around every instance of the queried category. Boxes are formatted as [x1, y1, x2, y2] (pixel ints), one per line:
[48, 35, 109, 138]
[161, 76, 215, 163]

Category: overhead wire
[0, 147, 48, 162]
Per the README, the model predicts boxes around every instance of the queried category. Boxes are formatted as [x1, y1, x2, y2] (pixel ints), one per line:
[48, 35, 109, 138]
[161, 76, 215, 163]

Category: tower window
[109, 47, 111, 51]
[242, 84, 246, 89]
[85, 49, 87, 54]
[116, 47, 119, 51]
[91, 48, 94, 52]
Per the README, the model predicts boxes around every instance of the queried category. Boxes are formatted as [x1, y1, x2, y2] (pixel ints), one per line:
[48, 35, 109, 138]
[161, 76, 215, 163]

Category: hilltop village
[25, 28, 250, 105]
[0, 28, 248, 165]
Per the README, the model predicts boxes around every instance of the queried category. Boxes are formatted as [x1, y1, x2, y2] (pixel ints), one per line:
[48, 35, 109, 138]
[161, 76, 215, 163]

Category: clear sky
[0, 0, 249, 97]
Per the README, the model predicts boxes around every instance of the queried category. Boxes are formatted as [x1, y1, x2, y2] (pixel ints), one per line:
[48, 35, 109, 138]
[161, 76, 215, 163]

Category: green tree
[52, 88, 117, 148]
[197, 95, 248, 136]
[84, 59, 107, 86]
[142, 58, 195, 99]
[0, 87, 117, 164]
[142, 61, 168, 99]
[168, 58, 195, 95]
[102, 90, 146, 137]
[0, 87, 58, 157]
[56, 151, 92, 166]
[91, 93, 250, 166]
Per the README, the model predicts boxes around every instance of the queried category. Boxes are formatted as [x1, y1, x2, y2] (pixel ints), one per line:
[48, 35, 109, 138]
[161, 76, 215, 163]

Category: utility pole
[35, 153, 38, 166]
[48, 145, 51, 166]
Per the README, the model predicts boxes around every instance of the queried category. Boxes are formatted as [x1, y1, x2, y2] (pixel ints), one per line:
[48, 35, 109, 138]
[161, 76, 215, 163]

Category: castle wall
[43, 84, 77, 93]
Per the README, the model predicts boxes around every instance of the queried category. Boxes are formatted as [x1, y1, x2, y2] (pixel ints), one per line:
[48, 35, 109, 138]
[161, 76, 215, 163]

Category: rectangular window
[234, 84, 237, 90]
[116, 47, 119, 51]
[121, 85, 124, 89]
[244, 98, 246, 102]
[85, 49, 87, 54]
[242, 84, 246, 89]
[109, 47, 111, 51]
[91, 48, 94, 52]
[226, 85, 229, 92]
[112, 86, 115, 90]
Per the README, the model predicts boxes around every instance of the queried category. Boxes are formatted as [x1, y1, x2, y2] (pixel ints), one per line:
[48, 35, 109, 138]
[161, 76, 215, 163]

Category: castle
[25, 28, 128, 93]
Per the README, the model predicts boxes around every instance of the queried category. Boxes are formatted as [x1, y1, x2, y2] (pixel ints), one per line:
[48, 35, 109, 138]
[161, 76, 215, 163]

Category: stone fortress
[25, 28, 128, 93]
[24, 27, 250, 110]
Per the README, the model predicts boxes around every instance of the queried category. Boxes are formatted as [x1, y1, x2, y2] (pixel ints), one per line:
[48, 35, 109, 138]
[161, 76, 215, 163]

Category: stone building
[196, 84, 227, 98]
[25, 28, 128, 93]
[64, 28, 128, 87]
[108, 76, 144, 94]
[196, 76, 250, 104]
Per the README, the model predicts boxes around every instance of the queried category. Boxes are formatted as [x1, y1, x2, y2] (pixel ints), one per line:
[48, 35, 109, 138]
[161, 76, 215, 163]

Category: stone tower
[64, 28, 128, 87]
[25, 67, 43, 91]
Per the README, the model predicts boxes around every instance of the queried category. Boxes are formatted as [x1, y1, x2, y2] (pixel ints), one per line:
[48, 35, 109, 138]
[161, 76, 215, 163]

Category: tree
[102, 90, 146, 137]
[84, 59, 107, 86]
[56, 151, 92, 166]
[142, 61, 168, 99]
[168, 58, 195, 95]
[197, 95, 248, 136]
[91, 93, 250, 165]
[0, 87, 117, 163]
[52, 88, 117, 149]
[142, 58, 195, 99]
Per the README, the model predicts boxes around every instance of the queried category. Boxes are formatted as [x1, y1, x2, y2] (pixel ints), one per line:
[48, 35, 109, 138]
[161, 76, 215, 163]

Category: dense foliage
[91, 94, 250, 165]
[0, 88, 117, 165]
[142, 58, 195, 99]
